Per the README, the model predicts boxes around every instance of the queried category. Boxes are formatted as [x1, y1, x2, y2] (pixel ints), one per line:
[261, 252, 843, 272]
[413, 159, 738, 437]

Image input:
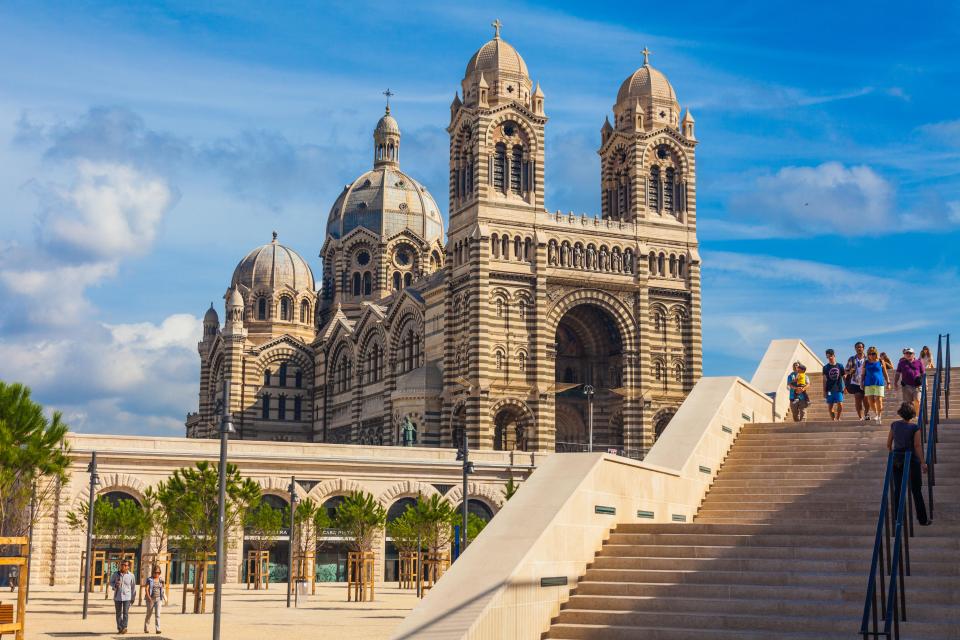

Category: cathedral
[186, 24, 703, 457]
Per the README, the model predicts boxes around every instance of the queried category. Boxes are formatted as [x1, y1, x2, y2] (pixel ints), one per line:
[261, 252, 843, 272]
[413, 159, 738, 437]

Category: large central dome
[326, 165, 444, 243]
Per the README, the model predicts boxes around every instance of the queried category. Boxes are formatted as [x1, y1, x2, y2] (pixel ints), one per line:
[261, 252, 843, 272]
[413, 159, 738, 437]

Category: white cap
[903, 347, 915, 354]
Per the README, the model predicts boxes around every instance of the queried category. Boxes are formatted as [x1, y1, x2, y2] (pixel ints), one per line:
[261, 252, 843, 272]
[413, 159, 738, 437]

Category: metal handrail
[860, 451, 914, 639]
[860, 331, 951, 639]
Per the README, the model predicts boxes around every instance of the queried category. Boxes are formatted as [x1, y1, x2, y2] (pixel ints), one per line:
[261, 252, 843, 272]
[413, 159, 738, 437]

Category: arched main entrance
[492, 401, 532, 451]
[554, 303, 624, 452]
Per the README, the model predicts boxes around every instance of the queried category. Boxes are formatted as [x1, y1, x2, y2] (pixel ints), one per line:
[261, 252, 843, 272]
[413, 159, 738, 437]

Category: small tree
[409, 494, 457, 554]
[334, 491, 385, 552]
[105, 498, 149, 556]
[386, 509, 420, 555]
[0, 381, 70, 538]
[294, 498, 332, 557]
[156, 462, 259, 611]
[502, 476, 519, 502]
[141, 486, 170, 560]
[465, 512, 488, 542]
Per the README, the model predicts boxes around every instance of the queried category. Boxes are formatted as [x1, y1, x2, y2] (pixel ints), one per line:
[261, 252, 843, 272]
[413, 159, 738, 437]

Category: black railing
[860, 333, 951, 639]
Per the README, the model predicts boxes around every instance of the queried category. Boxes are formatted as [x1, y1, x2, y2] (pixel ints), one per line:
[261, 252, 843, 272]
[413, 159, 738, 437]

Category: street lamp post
[455, 428, 474, 552]
[583, 384, 595, 452]
[287, 476, 298, 608]
[213, 380, 234, 640]
[82, 452, 98, 619]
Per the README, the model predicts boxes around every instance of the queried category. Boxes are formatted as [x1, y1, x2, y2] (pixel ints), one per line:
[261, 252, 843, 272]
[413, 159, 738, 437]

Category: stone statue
[573, 245, 583, 268]
[401, 416, 417, 446]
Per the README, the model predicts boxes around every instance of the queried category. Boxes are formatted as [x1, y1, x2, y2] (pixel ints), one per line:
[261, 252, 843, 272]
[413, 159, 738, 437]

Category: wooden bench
[0, 601, 14, 638]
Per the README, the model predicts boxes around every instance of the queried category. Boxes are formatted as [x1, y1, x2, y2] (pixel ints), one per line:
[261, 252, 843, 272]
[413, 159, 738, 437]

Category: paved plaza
[19, 584, 419, 640]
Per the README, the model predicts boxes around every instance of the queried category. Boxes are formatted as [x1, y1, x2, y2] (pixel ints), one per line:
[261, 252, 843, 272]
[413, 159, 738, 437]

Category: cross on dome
[383, 88, 394, 112]
[272, 230, 278, 242]
[492, 18, 502, 39]
[642, 46, 652, 66]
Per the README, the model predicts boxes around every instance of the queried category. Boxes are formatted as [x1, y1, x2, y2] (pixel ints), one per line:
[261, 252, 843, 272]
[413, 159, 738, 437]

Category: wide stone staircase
[545, 415, 960, 639]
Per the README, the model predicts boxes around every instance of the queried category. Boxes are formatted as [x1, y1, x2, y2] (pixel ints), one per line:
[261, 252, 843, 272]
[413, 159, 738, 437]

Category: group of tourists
[110, 560, 165, 634]
[784, 340, 934, 527]
[786, 342, 933, 423]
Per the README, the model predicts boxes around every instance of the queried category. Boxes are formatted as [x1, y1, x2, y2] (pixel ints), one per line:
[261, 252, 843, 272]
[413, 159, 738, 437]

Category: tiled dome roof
[616, 63, 677, 106]
[231, 233, 315, 293]
[465, 36, 529, 78]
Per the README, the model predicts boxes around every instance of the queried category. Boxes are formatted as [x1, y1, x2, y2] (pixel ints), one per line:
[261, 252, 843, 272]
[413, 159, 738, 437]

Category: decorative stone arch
[306, 478, 366, 503]
[252, 344, 314, 379]
[546, 289, 639, 354]
[377, 481, 440, 507]
[484, 112, 541, 154]
[652, 407, 678, 440]
[640, 136, 691, 177]
[84, 473, 150, 508]
[442, 481, 505, 510]
[255, 476, 307, 501]
[490, 397, 535, 451]
[389, 308, 424, 362]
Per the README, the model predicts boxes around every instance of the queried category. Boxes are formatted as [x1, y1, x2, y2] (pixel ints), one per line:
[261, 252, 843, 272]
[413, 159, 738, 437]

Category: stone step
[546, 622, 854, 640]
[579, 567, 960, 589]
[570, 579, 960, 605]
[596, 543, 953, 562]
[588, 555, 960, 576]
[548, 609, 960, 636]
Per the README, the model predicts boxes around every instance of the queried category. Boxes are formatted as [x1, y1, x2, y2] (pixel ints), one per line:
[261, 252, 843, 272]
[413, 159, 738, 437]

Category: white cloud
[38, 160, 175, 260]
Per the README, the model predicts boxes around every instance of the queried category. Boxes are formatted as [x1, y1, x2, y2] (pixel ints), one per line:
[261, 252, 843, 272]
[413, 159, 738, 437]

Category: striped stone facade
[186, 27, 701, 459]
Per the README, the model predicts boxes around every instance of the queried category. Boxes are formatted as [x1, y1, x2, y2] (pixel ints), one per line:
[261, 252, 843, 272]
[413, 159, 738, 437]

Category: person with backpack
[895, 347, 926, 416]
[144, 565, 165, 634]
[845, 342, 869, 420]
[823, 349, 846, 420]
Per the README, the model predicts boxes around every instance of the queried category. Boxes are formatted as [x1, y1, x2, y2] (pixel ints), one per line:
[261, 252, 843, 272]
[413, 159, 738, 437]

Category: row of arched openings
[490, 233, 533, 262]
[260, 393, 303, 421]
[493, 143, 526, 195]
[256, 296, 311, 324]
[649, 252, 687, 278]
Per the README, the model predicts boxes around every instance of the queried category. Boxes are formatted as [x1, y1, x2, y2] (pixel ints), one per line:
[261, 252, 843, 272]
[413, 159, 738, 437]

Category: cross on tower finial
[642, 46, 652, 66]
[492, 18, 502, 39]
[383, 88, 394, 113]
[272, 230, 278, 242]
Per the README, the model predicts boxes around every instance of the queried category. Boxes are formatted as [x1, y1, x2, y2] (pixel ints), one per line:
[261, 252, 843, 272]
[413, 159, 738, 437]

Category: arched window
[496, 300, 503, 317]
[300, 299, 309, 323]
[495, 350, 504, 370]
[678, 255, 686, 277]
[658, 253, 666, 276]
[514, 236, 522, 260]
[393, 272, 401, 291]
[524, 238, 531, 260]
[518, 352, 526, 371]
[352, 272, 361, 295]
[491, 234, 500, 258]
[648, 166, 660, 212]
[654, 313, 663, 332]
[501, 235, 509, 258]
[674, 363, 683, 383]
[261, 393, 271, 420]
[665, 168, 676, 214]
[404, 272, 412, 287]
[518, 300, 526, 320]
[655, 361, 663, 381]
[279, 363, 287, 387]
[670, 254, 678, 277]
[280, 297, 291, 321]
[675, 313, 684, 333]
[258, 298, 267, 320]
[493, 143, 506, 192]
[362, 272, 372, 295]
[294, 396, 302, 421]
[510, 145, 523, 193]
[263, 369, 271, 387]
[295, 370, 302, 388]
[278, 394, 287, 420]
[648, 253, 656, 275]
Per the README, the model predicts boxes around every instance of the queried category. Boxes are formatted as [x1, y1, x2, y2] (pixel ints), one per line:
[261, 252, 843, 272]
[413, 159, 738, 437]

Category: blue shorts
[826, 391, 844, 404]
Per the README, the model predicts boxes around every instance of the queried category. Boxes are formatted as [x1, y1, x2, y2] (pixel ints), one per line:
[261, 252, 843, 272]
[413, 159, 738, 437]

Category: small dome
[203, 303, 219, 324]
[616, 63, 677, 106]
[231, 232, 315, 294]
[375, 109, 400, 136]
[465, 36, 528, 79]
[326, 167, 444, 244]
[227, 288, 244, 308]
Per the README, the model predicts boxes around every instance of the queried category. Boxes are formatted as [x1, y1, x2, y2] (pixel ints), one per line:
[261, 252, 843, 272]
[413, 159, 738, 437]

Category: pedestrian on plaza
[144, 566, 165, 635]
[919, 345, 934, 371]
[111, 560, 137, 634]
[823, 349, 846, 420]
[863, 346, 889, 422]
[886, 402, 930, 526]
[787, 362, 810, 422]
[845, 342, 869, 420]
[895, 347, 926, 417]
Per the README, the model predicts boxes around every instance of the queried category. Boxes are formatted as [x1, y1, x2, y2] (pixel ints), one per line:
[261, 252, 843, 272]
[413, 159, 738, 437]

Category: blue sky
[0, 1, 957, 435]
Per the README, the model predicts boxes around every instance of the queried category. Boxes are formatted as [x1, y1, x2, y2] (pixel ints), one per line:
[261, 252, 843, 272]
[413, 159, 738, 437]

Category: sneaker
[156, 630, 162, 635]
